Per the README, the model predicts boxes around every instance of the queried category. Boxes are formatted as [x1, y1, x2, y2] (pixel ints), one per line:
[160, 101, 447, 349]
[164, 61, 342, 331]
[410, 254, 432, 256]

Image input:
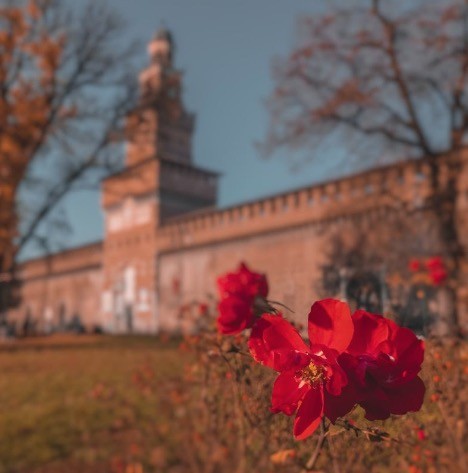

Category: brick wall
[8, 242, 103, 332]
[8, 154, 468, 336]
[155, 155, 468, 335]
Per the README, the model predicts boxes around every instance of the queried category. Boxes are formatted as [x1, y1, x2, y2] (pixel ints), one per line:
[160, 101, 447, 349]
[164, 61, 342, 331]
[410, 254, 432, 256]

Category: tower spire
[127, 29, 194, 166]
[138, 26, 176, 102]
[148, 25, 174, 67]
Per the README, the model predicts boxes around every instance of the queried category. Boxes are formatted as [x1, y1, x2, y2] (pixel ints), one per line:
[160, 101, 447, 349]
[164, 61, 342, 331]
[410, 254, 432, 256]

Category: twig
[336, 420, 403, 444]
[301, 419, 328, 472]
[327, 429, 341, 473]
[266, 299, 296, 314]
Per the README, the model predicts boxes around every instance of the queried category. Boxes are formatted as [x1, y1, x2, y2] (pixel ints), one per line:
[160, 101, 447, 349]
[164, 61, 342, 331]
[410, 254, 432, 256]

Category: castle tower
[120, 28, 219, 221]
[126, 29, 193, 166]
[100, 29, 218, 333]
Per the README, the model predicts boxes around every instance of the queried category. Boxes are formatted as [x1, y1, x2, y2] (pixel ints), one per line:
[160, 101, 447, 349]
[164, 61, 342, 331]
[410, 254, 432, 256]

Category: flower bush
[171, 312, 465, 472]
[249, 300, 355, 439]
[215, 263, 425, 441]
[408, 256, 448, 286]
[158, 262, 468, 472]
[189, 261, 430, 469]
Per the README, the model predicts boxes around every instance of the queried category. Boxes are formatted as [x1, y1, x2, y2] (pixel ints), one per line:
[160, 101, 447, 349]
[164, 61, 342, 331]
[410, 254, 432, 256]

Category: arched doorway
[346, 272, 383, 314]
[399, 284, 435, 335]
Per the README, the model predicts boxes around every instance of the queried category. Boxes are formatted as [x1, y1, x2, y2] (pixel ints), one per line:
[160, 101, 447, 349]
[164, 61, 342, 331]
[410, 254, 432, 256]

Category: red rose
[216, 262, 269, 335]
[429, 267, 448, 285]
[342, 310, 425, 421]
[416, 427, 426, 441]
[425, 256, 448, 285]
[217, 262, 268, 299]
[426, 256, 444, 271]
[408, 258, 421, 273]
[248, 299, 355, 439]
[217, 295, 254, 335]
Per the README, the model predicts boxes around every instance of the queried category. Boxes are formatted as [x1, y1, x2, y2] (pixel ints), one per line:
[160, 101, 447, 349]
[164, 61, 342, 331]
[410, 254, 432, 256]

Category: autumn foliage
[0, 0, 66, 271]
[0, 0, 136, 292]
[261, 0, 468, 335]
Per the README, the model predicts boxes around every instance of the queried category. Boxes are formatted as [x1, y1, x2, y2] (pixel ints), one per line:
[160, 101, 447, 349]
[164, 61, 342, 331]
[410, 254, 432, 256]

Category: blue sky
[46, 0, 352, 254]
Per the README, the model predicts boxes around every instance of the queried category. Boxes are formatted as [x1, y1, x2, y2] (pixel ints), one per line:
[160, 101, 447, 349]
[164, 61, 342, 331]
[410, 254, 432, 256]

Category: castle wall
[157, 223, 330, 333]
[9, 242, 103, 333]
[156, 157, 468, 335]
[156, 159, 432, 253]
[7, 155, 468, 336]
[454, 155, 468, 330]
[101, 207, 158, 334]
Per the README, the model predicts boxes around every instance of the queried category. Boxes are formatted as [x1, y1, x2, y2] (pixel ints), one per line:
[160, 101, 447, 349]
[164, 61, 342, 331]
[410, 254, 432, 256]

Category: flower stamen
[300, 361, 326, 387]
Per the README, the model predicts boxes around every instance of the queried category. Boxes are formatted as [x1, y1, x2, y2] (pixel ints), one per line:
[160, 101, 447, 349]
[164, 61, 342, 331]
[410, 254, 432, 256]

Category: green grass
[0, 335, 183, 473]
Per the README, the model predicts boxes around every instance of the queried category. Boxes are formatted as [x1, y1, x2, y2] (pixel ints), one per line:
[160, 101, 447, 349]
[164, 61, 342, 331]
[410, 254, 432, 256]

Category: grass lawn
[0, 335, 183, 473]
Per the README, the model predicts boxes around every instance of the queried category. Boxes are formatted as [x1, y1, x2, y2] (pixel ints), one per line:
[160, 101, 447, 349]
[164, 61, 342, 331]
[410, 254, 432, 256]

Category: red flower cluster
[249, 300, 353, 439]
[426, 256, 448, 286]
[216, 263, 269, 334]
[408, 256, 448, 286]
[215, 264, 425, 439]
[408, 258, 421, 273]
[340, 310, 425, 421]
[249, 300, 425, 439]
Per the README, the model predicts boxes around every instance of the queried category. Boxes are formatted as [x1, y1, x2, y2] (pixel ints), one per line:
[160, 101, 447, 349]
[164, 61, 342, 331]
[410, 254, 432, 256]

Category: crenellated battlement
[17, 242, 103, 282]
[156, 158, 449, 252]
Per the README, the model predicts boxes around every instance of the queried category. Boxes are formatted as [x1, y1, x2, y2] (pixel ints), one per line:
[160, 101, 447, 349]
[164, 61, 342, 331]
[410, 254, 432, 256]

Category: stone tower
[126, 29, 193, 166]
[100, 29, 218, 333]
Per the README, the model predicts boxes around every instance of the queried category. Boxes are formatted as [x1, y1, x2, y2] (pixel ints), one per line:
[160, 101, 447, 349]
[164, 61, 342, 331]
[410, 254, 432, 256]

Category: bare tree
[0, 0, 139, 313]
[261, 0, 468, 334]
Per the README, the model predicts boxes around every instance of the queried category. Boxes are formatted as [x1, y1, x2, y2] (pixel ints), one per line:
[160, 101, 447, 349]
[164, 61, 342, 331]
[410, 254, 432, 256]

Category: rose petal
[308, 299, 353, 353]
[248, 314, 310, 371]
[238, 262, 269, 298]
[378, 322, 425, 385]
[359, 387, 391, 421]
[217, 296, 253, 335]
[325, 360, 348, 396]
[293, 387, 324, 440]
[386, 376, 426, 415]
[347, 310, 389, 356]
[324, 384, 358, 423]
[217, 262, 268, 298]
[271, 370, 310, 416]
